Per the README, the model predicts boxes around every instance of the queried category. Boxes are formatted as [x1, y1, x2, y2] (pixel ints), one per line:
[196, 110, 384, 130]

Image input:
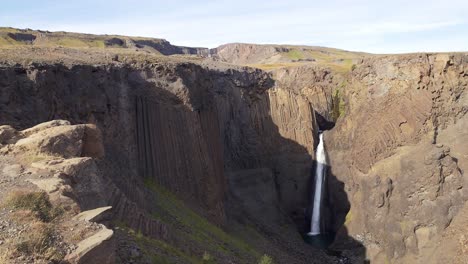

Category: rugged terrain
[327, 54, 468, 263]
[0, 28, 467, 264]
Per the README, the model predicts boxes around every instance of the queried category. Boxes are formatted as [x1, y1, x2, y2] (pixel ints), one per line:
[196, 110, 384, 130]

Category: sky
[1, 0, 467, 53]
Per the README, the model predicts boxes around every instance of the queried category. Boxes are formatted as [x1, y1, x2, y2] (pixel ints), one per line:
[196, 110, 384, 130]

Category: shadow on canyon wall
[0, 63, 368, 263]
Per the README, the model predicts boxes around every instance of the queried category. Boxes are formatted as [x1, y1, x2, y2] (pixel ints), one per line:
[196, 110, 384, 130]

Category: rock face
[0, 60, 335, 263]
[66, 225, 115, 264]
[210, 43, 365, 68]
[0, 120, 115, 264]
[211, 43, 285, 64]
[325, 53, 468, 263]
[271, 65, 345, 126]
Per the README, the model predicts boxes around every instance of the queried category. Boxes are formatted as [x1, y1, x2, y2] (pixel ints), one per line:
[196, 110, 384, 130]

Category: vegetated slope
[211, 43, 369, 71]
[0, 27, 208, 56]
[0, 27, 369, 71]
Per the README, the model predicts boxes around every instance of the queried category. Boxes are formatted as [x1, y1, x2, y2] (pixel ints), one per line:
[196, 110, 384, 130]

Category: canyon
[0, 28, 467, 264]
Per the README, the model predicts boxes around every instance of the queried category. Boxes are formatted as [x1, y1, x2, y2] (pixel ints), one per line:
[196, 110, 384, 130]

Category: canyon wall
[0, 61, 335, 263]
[264, 53, 467, 263]
[324, 54, 468, 263]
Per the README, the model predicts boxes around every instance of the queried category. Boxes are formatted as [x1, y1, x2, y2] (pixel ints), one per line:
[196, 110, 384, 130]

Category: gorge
[0, 28, 467, 264]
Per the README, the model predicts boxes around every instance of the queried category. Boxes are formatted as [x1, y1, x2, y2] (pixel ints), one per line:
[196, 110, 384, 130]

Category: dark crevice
[315, 111, 335, 131]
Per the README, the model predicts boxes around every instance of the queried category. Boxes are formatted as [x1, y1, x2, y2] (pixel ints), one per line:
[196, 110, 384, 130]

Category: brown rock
[16, 123, 85, 158]
[81, 124, 105, 158]
[0, 125, 18, 145]
[65, 227, 115, 264]
[21, 120, 71, 137]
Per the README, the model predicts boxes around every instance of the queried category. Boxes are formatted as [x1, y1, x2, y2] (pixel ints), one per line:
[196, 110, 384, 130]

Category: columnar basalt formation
[0, 60, 337, 263]
[325, 54, 468, 263]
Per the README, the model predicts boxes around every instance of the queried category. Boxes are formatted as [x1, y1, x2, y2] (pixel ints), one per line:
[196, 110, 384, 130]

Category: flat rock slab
[2, 164, 23, 178]
[66, 227, 114, 264]
[73, 206, 112, 222]
[27, 178, 64, 193]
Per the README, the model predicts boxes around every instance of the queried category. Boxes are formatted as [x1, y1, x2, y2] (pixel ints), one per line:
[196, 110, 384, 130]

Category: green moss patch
[331, 86, 346, 121]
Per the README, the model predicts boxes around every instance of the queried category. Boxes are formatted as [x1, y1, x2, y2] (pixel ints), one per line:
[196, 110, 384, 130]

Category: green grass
[331, 82, 347, 121]
[54, 37, 95, 48]
[135, 232, 202, 264]
[91, 40, 106, 48]
[344, 209, 353, 226]
[0, 36, 20, 46]
[202, 252, 216, 264]
[4, 191, 63, 222]
[118, 222, 206, 264]
[258, 254, 275, 264]
[143, 178, 261, 262]
[245, 48, 361, 72]
[286, 49, 304, 60]
[15, 222, 63, 261]
[246, 62, 308, 70]
[306, 50, 359, 72]
[2, 191, 65, 262]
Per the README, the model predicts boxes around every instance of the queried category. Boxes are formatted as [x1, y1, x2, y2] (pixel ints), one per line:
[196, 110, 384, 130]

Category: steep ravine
[1, 51, 466, 264]
[267, 53, 468, 263]
[0, 61, 344, 263]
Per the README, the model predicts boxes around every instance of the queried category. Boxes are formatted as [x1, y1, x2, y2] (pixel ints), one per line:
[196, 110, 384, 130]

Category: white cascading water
[308, 133, 327, 235]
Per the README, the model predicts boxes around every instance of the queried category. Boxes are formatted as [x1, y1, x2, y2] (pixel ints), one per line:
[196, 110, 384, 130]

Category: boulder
[21, 120, 71, 137]
[16, 124, 85, 158]
[31, 157, 107, 210]
[0, 125, 18, 145]
[73, 206, 112, 222]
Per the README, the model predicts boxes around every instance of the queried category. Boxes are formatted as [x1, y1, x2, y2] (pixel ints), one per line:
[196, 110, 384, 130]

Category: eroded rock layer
[324, 53, 468, 263]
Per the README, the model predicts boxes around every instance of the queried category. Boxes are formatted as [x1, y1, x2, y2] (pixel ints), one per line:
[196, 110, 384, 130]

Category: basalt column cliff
[0, 54, 338, 263]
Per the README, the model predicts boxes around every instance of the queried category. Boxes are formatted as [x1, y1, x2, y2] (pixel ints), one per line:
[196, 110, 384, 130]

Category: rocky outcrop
[66, 227, 115, 264]
[271, 65, 345, 126]
[0, 120, 115, 264]
[211, 43, 284, 64]
[210, 43, 365, 67]
[131, 38, 208, 56]
[15, 122, 86, 158]
[66, 207, 115, 264]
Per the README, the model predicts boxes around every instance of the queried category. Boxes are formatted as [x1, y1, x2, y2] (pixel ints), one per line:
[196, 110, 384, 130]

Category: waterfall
[308, 133, 327, 235]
